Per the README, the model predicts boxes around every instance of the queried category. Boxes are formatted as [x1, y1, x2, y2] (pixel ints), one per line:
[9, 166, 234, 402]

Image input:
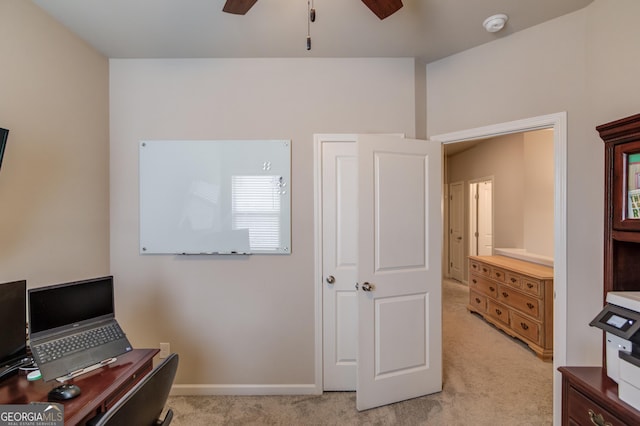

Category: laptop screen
[28, 276, 115, 338]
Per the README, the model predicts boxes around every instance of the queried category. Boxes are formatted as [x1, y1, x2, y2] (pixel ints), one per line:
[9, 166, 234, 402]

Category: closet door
[356, 134, 442, 410]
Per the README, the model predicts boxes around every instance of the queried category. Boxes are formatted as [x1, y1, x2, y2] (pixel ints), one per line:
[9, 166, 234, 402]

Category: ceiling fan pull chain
[306, 0, 313, 50]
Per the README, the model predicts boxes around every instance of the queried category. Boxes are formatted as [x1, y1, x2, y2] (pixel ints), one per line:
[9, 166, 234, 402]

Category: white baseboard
[170, 383, 322, 396]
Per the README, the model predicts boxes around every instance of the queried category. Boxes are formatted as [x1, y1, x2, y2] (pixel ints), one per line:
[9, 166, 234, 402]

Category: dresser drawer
[469, 275, 498, 299]
[511, 311, 541, 345]
[504, 271, 522, 289]
[469, 290, 487, 312]
[498, 286, 540, 319]
[487, 300, 510, 325]
[469, 260, 491, 277]
[490, 267, 506, 282]
[566, 385, 626, 426]
[522, 278, 542, 296]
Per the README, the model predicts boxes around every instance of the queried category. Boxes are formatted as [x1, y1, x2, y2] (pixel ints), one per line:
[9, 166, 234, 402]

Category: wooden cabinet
[558, 114, 640, 425]
[467, 255, 553, 361]
[597, 113, 640, 295]
[559, 367, 640, 426]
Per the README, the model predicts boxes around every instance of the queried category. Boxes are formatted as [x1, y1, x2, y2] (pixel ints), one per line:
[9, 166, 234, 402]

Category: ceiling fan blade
[361, 0, 403, 20]
[222, 0, 258, 15]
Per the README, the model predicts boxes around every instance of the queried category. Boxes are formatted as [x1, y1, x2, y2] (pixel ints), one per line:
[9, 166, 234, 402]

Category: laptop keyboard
[32, 323, 126, 365]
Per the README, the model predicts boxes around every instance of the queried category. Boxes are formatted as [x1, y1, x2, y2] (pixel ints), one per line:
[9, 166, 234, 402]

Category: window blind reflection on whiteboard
[139, 139, 291, 254]
[232, 175, 283, 251]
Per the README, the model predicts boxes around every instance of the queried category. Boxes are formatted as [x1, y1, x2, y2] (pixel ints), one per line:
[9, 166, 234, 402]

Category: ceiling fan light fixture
[483, 13, 508, 33]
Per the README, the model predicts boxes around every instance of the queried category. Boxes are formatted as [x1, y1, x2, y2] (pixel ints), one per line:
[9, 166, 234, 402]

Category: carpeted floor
[166, 279, 553, 425]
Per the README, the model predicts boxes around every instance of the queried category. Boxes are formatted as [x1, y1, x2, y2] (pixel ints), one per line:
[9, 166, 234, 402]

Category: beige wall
[449, 134, 525, 250]
[0, 1, 109, 287]
[109, 58, 417, 387]
[428, 0, 640, 366]
[523, 130, 554, 256]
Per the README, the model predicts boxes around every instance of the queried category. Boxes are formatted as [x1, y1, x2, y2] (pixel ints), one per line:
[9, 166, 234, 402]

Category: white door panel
[375, 152, 426, 268]
[322, 141, 358, 390]
[449, 182, 464, 281]
[356, 134, 442, 411]
[469, 180, 493, 256]
[375, 293, 427, 376]
[478, 180, 493, 255]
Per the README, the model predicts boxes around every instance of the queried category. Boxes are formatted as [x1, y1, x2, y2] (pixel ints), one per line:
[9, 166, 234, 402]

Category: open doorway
[469, 178, 493, 257]
[444, 129, 554, 280]
[448, 181, 464, 281]
[432, 112, 566, 426]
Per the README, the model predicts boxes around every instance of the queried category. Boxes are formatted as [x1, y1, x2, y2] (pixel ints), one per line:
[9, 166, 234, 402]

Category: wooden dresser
[467, 255, 554, 361]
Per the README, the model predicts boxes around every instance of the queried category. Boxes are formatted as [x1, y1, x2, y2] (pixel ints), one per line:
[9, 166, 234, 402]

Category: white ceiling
[32, 0, 593, 62]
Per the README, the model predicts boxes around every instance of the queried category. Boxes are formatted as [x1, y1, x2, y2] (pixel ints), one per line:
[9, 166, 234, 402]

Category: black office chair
[88, 353, 179, 426]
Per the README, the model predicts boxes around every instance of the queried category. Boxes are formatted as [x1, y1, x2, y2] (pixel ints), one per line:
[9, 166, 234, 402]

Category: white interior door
[477, 180, 493, 255]
[469, 183, 479, 256]
[356, 134, 442, 411]
[469, 179, 493, 256]
[322, 141, 358, 390]
[448, 181, 464, 281]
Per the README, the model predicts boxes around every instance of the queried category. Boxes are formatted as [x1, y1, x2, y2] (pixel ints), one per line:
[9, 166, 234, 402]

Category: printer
[591, 291, 640, 410]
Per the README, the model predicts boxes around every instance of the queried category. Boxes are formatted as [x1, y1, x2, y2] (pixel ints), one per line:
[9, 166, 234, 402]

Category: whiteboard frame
[139, 139, 291, 255]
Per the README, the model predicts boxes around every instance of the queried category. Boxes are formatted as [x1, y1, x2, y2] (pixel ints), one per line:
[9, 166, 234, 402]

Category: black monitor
[0, 280, 30, 380]
[0, 128, 8, 171]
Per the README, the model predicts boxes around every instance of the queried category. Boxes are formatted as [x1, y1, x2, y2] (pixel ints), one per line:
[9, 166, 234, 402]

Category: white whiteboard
[139, 140, 291, 254]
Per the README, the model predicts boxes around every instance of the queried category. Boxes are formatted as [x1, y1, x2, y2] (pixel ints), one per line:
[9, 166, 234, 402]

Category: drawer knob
[475, 297, 481, 304]
[588, 409, 610, 426]
[495, 272, 501, 277]
[510, 278, 517, 283]
[527, 283, 534, 289]
[482, 268, 488, 273]
[527, 302, 535, 310]
[502, 292, 509, 298]
[495, 308, 502, 315]
[520, 322, 529, 330]
[472, 279, 477, 284]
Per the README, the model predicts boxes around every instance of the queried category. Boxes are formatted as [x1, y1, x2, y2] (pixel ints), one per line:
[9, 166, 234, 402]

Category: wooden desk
[559, 366, 640, 425]
[0, 348, 159, 426]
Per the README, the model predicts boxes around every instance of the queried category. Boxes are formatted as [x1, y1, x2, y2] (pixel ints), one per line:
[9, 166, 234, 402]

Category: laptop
[28, 276, 133, 381]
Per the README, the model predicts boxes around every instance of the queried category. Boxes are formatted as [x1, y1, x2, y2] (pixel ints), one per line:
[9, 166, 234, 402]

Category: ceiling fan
[222, 0, 403, 20]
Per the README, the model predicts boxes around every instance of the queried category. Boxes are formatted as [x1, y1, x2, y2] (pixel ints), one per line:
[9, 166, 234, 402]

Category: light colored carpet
[166, 279, 553, 425]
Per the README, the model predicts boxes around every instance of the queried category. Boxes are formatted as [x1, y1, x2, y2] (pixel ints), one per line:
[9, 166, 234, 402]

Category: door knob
[326, 275, 335, 284]
[361, 282, 374, 292]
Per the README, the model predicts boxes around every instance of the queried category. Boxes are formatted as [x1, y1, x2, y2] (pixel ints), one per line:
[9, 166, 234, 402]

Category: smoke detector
[483, 14, 508, 33]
